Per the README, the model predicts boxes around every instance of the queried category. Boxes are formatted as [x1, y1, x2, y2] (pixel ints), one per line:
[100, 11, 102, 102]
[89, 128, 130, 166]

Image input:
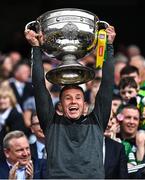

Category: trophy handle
[25, 20, 41, 32]
[96, 20, 109, 30]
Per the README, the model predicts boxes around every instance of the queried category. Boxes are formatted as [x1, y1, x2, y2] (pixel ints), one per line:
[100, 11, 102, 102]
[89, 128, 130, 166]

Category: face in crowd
[4, 136, 31, 167]
[121, 72, 141, 86]
[120, 86, 138, 103]
[104, 111, 120, 138]
[31, 114, 45, 139]
[120, 107, 140, 139]
[111, 98, 122, 114]
[0, 88, 16, 111]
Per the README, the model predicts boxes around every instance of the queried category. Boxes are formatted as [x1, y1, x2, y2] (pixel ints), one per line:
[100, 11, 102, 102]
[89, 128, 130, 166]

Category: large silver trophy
[25, 8, 109, 85]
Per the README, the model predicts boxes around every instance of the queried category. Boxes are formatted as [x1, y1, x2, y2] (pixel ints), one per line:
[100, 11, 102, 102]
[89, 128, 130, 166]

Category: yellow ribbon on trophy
[96, 29, 107, 68]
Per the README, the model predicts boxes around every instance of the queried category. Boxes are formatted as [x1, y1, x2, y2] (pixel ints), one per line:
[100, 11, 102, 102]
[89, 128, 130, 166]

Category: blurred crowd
[0, 43, 145, 179]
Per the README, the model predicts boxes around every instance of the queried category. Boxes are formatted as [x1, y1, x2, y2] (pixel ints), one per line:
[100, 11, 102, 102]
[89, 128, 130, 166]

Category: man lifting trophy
[24, 8, 116, 179]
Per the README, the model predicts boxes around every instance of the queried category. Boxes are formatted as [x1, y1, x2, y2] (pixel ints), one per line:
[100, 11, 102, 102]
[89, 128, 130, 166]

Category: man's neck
[121, 133, 136, 140]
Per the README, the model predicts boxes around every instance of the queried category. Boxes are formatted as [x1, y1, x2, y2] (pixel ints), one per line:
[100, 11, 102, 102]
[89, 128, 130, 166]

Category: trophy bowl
[25, 8, 109, 85]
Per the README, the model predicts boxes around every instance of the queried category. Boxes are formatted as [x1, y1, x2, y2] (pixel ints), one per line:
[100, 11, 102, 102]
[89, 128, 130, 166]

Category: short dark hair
[120, 65, 139, 76]
[118, 104, 141, 118]
[59, 85, 85, 100]
[55, 101, 60, 111]
[112, 93, 122, 101]
[119, 76, 138, 90]
[13, 61, 30, 74]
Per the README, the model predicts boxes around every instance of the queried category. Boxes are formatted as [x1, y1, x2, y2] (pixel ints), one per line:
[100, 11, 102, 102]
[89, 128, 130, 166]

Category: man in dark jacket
[0, 130, 45, 179]
[104, 137, 128, 179]
[24, 25, 116, 178]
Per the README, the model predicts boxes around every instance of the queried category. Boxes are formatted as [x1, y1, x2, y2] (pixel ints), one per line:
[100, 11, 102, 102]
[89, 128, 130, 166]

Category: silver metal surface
[25, 8, 108, 85]
[26, 8, 99, 60]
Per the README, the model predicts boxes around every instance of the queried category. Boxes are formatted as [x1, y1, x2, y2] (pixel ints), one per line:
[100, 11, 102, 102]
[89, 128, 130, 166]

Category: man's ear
[56, 102, 63, 116]
[58, 102, 63, 112]
[116, 113, 124, 122]
[83, 102, 89, 115]
[4, 148, 10, 158]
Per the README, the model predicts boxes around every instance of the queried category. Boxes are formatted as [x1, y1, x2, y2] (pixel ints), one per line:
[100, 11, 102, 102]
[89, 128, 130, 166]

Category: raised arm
[92, 26, 116, 131]
[24, 30, 55, 133]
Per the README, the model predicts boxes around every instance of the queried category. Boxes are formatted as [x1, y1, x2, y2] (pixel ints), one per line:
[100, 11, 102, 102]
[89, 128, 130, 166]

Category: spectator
[120, 65, 145, 130]
[117, 104, 145, 178]
[129, 55, 145, 85]
[104, 110, 121, 142]
[113, 53, 128, 95]
[8, 51, 22, 66]
[0, 54, 13, 80]
[84, 68, 102, 105]
[119, 77, 138, 105]
[117, 105, 141, 161]
[0, 130, 45, 179]
[50, 84, 61, 106]
[103, 110, 128, 179]
[29, 112, 47, 178]
[9, 61, 33, 111]
[111, 94, 122, 115]
[23, 96, 36, 128]
[120, 65, 141, 88]
[0, 86, 28, 160]
[1, 130, 33, 179]
[104, 136, 128, 179]
[29, 112, 46, 160]
[126, 44, 141, 59]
